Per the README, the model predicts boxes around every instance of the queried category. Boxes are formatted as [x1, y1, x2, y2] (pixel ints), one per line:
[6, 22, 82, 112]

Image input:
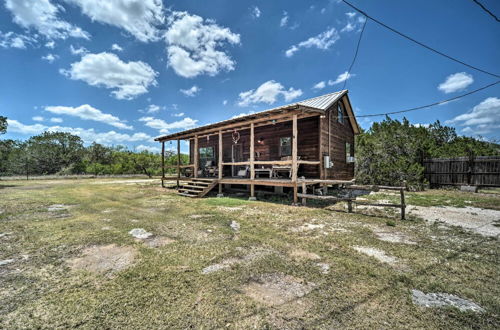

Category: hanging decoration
[232, 129, 240, 144]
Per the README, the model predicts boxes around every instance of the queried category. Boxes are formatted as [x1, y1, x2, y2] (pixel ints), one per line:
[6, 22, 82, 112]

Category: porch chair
[272, 156, 300, 178]
[236, 165, 249, 178]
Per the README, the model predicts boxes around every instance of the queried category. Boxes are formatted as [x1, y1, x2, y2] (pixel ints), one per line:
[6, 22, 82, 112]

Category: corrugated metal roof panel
[297, 90, 345, 110]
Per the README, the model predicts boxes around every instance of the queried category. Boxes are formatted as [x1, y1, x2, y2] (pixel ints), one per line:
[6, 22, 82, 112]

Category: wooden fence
[423, 155, 500, 187]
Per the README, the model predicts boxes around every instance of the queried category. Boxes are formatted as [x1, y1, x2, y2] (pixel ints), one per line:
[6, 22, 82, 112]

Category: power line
[342, 16, 368, 90]
[471, 0, 500, 22]
[353, 80, 499, 118]
[341, 0, 500, 78]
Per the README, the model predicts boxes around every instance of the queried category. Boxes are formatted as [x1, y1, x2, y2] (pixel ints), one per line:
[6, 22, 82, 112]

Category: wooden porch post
[218, 130, 223, 195]
[292, 114, 298, 204]
[194, 135, 198, 178]
[250, 122, 255, 199]
[177, 139, 180, 188]
[161, 141, 165, 188]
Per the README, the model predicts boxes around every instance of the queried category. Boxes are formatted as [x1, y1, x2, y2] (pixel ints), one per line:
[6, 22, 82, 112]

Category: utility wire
[352, 80, 499, 118]
[342, 16, 368, 90]
[341, 0, 500, 78]
[471, 0, 500, 22]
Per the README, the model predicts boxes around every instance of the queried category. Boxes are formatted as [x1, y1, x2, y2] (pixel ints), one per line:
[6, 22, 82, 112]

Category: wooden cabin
[154, 90, 360, 203]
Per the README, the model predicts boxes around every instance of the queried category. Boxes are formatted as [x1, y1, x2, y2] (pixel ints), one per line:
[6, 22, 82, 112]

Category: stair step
[181, 185, 205, 190]
[177, 192, 198, 198]
[192, 178, 215, 183]
[179, 188, 203, 193]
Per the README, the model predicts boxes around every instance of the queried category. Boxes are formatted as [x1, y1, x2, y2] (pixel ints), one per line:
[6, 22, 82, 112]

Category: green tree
[0, 116, 7, 135]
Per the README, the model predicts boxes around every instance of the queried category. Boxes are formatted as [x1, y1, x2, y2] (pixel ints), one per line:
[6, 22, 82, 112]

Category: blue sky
[1, 0, 499, 153]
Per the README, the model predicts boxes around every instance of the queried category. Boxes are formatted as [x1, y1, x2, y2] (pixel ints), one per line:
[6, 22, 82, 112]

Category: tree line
[355, 117, 500, 188]
[0, 116, 187, 178]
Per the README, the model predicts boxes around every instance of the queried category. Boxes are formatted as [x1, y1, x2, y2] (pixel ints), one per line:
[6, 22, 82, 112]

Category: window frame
[279, 136, 292, 157]
[337, 101, 344, 124]
[199, 146, 215, 166]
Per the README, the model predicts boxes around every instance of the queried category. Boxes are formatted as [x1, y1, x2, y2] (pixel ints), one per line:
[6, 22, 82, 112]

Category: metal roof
[297, 90, 345, 110]
[154, 90, 358, 141]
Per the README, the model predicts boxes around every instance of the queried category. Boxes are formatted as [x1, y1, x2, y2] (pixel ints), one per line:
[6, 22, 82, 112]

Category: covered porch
[157, 105, 326, 203]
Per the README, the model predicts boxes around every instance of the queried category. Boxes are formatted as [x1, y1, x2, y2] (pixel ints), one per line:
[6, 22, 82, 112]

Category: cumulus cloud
[446, 97, 500, 135]
[139, 116, 198, 134]
[6, 119, 151, 144]
[312, 72, 354, 90]
[44, 104, 132, 130]
[139, 104, 165, 114]
[32, 116, 44, 122]
[164, 11, 240, 78]
[135, 144, 160, 153]
[238, 80, 303, 107]
[223, 100, 228, 106]
[41, 53, 58, 63]
[0, 31, 36, 49]
[251, 6, 261, 19]
[346, 12, 356, 18]
[111, 43, 123, 51]
[5, 0, 89, 40]
[45, 40, 55, 48]
[50, 117, 63, 123]
[285, 27, 339, 57]
[60, 52, 158, 100]
[172, 112, 184, 117]
[280, 11, 289, 27]
[438, 72, 474, 94]
[328, 71, 354, 85]
[69, 44, 88, 55]
[180, 85, 200, 97]
[66, 0, 164, 42]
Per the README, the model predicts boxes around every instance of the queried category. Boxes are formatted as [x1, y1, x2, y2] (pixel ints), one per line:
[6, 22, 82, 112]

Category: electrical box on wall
[324, 155, 333, 169]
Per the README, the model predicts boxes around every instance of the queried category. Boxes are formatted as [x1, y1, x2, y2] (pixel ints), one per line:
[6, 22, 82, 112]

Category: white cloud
[42, 53, 58, 63]
[341, 23, 355, 33]
[69, 44, 88, 55]
[164, 11, 240, 78]
[66, 0, 164, 42]
[32, 116, 44, 122]
[438, 72, 474, 94]
[223, 100, 228, 106]
[446, 97, 500, 135]
[180, 85, 201, 97]
[172, 112, 184, 117]
[6, 119, 151, 144]
[251, 6, 261, 19]
[238, 80, 303, 107]
[140, 104, 165, 114]
[50, 117, 63, 123]
[280, 11, 289, 27]
[135, 144, 160, 153]
[328, 71, 354, 85]
[312, 81, 326, 90]
[111, 43, 123, 51]
[45, 40, 55, 48]
[285, 27, 339, 57]
[346, 12, 356, 18]
[61, 52, 158, 100]
[44, 104, 132, 130]
[0, 31, 35, 49]
[5, 0, 89, 40]
[139, 116, 198, 134]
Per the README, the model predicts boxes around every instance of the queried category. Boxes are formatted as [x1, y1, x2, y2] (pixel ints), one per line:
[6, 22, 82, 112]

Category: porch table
[254, 168, 273, 178]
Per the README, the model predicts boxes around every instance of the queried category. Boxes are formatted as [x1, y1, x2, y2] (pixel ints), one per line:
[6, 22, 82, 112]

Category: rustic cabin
[154, 90, 360, 203]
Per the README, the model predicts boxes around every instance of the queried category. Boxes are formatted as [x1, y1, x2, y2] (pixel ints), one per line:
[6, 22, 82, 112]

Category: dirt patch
[230, 220, 240, 231]
[0, 259, 14, 266]
[412, 289, 484, 312]
[189, 214, 213, 219]
[353, 246, 398, 265]
[92, 179, 157, 185]
[143, 236, 175, 248]
[242, 273, 316, 306]
[47, 204, 71, 212]
[202, 247, 272, 274]
[217, 206, 243, 212]
[409, 206, 500, 237]
[68, 244, 137, 275]
[316, 262, 330, 274]
[289, 249, 321, 261]
[372, 228, 416, 245]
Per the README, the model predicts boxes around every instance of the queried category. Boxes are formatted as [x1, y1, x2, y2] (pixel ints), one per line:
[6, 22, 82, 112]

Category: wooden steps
[176, 178, 218, 198]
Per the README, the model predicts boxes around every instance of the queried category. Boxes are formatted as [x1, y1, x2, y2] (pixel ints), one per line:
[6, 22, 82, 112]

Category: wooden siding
[320, 96, 355, 180]
[190, 117, 320, 178]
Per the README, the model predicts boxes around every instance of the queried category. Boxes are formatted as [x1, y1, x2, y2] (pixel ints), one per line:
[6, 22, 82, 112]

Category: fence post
[400, 184, 406, 220]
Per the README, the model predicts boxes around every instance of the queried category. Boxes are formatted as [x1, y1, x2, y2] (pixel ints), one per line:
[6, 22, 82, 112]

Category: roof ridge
[295, 89, 345, 104]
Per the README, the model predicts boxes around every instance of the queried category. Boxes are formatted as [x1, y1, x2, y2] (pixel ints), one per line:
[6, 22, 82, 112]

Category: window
[199, 147, 215, 166]
[337, 101, 344, 124]
[345, 142, 351, 160]
[280, 137, 291, 157]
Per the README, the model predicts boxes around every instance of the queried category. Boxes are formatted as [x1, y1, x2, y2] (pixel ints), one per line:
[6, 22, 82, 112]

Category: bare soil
[67, 244, 137, 275]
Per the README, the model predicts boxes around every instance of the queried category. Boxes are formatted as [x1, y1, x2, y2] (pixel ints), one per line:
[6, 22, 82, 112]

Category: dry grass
[0, 178, 499, 329]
